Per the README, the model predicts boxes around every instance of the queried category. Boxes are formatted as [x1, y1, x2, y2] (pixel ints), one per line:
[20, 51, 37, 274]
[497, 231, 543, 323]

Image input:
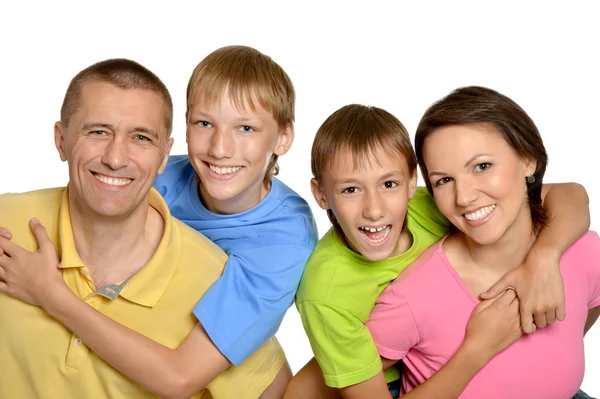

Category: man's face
[55, 80, 173, 219]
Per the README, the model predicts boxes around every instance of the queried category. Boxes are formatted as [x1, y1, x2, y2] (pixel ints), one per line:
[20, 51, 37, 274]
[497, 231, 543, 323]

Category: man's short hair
[60, 58, 174, 136]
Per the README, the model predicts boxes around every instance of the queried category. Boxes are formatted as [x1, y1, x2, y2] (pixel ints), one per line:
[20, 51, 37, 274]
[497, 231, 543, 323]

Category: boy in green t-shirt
[284, 104, 590, 399]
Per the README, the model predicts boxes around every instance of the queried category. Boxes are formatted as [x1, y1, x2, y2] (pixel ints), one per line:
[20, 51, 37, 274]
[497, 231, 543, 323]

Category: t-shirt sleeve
[408, 187, 450, 239]
[366, 286, 420, 361]
[193, 244, 313, 366]
[297, 300, 383, 388]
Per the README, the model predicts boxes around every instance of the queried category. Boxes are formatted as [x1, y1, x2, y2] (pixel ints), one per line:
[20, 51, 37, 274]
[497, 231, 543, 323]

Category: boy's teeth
[465, 204, 497, 221]
[359, 225, 391, 243]
[360, 225, 388, 232]
[209, 164, 242, 175]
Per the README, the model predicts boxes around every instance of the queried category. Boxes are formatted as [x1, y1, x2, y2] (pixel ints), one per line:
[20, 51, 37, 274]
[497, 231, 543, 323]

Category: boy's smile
[313, 145, 417, 261]
[186, 91, 293, 215]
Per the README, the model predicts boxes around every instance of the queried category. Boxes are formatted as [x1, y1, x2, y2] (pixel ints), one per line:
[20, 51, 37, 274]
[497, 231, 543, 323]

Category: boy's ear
[408, 172, 418, 198]
[274, 124, 294, 156]
[311, 178, 330, 210]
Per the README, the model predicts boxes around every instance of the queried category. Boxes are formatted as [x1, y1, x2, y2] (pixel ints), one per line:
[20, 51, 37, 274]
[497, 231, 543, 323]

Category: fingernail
[31, 218, 39, 225]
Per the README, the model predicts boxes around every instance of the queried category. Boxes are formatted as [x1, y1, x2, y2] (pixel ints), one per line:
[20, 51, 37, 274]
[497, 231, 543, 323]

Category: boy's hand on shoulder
[479, 247, 565, 334]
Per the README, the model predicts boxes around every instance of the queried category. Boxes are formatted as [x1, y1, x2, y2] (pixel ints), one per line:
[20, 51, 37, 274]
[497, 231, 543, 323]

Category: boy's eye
[383, 181, 398, 189]
[474, 162, 492, 172]
[197, 121, 212, 128]
[342, 187, 358, 194]
[239, 125, 255, 133]
[434, 177, 453, 187]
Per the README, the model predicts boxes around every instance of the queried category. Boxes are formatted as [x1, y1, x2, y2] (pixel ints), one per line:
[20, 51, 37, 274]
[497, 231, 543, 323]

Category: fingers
[533, 311, 548, 329]
[0, 227, 11, 239]
[480, 273, 515, 300]
[29, 218, 55, 253]
[556, 303, 566, 321]
[0, 236, 20, 258]
[545, 310, 557, 325]
[520, 303, 536, 334]
[477, 288, 517, 311]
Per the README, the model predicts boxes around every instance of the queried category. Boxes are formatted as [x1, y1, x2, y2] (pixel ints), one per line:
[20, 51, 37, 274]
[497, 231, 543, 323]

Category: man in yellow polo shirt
[0, 59, 283, 398]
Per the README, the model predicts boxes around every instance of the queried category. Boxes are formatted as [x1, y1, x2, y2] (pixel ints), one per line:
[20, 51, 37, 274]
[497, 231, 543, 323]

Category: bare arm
[481, 182, 590, 333]
[585, 307, 600, 335]
[284, 291, 521, 399]
[0, 221, 229, 399]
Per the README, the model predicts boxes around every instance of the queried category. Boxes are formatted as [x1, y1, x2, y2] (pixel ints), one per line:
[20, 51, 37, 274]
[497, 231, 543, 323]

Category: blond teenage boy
[0, 47, 317, 398]
[284, 104, 590, 399]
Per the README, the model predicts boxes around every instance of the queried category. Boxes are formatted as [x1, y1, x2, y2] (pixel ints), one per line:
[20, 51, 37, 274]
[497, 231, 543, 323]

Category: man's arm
[0, 221, 229, 399]
[481, 182, 590, 333]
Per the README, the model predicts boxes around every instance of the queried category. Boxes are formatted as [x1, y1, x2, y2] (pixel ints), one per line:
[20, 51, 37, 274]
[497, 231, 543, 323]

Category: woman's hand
[465, 289, 523, 362]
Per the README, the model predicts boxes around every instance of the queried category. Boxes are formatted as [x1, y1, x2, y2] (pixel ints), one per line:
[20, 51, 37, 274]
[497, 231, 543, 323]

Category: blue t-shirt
[154, 155, 318, 365]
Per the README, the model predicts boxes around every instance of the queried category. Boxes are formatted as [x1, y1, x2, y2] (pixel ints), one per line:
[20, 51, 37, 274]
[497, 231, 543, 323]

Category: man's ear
[274, 124, 294, 156]
[158, 137, 175, 175]
[54, 122, 68, 162]
[311, 178, 330, 210]
[408, 172, 418, 198]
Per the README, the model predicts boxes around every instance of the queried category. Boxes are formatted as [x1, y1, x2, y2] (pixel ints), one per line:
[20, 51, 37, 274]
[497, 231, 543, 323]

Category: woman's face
[422, 124, 536, 245]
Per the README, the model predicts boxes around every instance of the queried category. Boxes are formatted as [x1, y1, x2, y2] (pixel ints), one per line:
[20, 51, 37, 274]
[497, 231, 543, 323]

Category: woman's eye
[197, 121, 212, 128]
[474, 162, 492, 172]
[434, 177, 453, 187]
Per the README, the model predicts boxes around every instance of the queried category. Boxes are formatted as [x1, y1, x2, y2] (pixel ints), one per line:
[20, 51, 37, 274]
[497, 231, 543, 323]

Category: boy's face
[186, 90, 293, 214]
[312, 145, 417, 261]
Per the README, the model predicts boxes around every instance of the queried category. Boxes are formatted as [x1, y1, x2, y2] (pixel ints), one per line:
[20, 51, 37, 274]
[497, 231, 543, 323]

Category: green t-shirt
[296, 187, 450, 388]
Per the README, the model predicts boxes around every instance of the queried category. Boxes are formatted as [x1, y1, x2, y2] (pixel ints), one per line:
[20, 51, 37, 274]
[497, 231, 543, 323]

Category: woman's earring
[526, 175, 536, 184]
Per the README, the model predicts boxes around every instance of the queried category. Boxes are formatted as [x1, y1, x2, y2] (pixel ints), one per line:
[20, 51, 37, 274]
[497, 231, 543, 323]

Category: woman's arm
[585, 307, 600, 335]
[0, 220, 229, 399]
[481, 182, 590, 333]
[283, 290, 521, 399]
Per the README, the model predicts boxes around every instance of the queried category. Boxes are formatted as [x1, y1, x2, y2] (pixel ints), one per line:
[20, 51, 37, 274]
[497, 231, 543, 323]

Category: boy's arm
[0, 221, 230, 399]
[481, 182, 590, 333]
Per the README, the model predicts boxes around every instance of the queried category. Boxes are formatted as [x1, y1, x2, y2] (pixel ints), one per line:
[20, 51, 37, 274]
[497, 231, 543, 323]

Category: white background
[1, 0, 598, 394]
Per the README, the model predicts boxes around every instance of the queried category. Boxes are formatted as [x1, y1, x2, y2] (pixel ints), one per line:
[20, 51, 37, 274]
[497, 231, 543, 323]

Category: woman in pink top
[366, 86, 600, 399]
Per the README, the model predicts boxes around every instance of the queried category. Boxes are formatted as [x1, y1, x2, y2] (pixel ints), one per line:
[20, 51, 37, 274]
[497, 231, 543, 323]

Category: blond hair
[186, 45, 295, 183]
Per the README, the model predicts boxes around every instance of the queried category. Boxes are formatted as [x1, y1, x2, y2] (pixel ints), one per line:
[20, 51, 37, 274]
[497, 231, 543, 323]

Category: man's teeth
[359, 225, 389, 233]
[209, 164, 242, 175]
[94, 174, 131, 186]
[464, 204, 497, 221]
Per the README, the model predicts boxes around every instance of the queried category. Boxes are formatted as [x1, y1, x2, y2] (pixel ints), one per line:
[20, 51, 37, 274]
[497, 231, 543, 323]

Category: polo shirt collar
[57, 186, 181, 308]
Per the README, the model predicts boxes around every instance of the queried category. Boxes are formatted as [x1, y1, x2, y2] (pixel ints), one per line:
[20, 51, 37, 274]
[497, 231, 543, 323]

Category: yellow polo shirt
[0, 187, 284, 398]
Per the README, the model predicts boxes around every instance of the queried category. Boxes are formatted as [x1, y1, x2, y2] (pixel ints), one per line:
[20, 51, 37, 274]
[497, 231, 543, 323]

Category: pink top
[366, 231, 600, 399]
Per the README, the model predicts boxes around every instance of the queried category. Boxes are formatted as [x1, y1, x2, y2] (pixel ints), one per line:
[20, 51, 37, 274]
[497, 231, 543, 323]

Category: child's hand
[479, 250, 565, 334]
[465, 289, 523, 362]
[0, 227, 12, 256]
[0, 218, 63, 306]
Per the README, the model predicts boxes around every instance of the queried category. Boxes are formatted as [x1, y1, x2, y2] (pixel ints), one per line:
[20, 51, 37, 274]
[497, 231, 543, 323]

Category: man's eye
[239, 126, 255, 133]
[343, 187, 358, 194]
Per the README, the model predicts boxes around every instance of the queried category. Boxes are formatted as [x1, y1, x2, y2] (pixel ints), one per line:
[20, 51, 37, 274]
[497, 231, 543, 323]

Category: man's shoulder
[0, 187, 65, 223]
